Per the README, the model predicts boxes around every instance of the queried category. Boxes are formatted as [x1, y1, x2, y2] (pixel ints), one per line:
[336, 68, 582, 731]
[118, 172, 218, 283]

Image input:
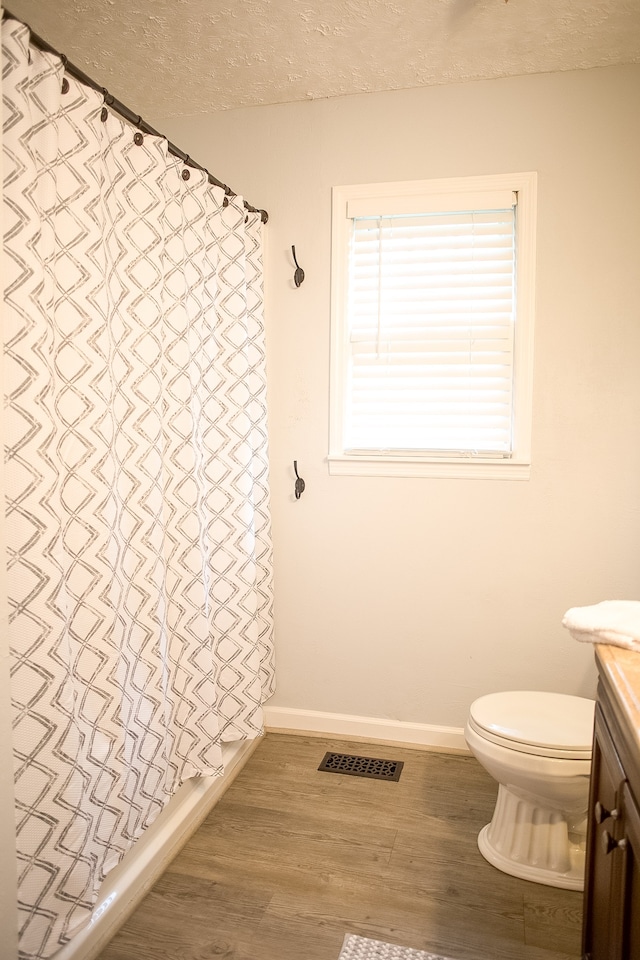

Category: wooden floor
[97, 734, 583, 960]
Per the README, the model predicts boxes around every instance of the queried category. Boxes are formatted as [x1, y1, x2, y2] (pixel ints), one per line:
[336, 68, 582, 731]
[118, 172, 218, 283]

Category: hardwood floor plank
[523, 885, 583, 955]
[189, 800, 398, 876]
[97, 873, 267, 960]
[256, 876, 526, 957]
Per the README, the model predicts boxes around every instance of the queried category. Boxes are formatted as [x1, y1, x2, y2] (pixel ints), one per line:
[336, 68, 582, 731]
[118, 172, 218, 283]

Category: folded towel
[562, 600, 640, 651]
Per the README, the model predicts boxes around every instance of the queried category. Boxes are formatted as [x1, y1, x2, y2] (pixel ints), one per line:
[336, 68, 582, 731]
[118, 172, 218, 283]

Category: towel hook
[291, 246, 305, 287]
[293, 460, 305, 499]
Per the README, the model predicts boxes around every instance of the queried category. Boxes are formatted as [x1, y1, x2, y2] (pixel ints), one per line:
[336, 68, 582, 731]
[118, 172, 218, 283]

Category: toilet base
[478, 784, 586, 891]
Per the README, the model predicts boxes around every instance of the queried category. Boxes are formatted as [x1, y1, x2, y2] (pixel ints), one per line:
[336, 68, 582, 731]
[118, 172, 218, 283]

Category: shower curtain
[2, 17, 274, 960]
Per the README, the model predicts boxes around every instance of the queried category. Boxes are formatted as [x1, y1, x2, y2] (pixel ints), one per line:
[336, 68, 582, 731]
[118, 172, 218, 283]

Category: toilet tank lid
[469, 691, 596, 751]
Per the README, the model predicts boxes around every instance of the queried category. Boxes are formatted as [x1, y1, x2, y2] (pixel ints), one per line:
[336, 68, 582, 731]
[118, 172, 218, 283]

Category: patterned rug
[339, 934, 453, 960]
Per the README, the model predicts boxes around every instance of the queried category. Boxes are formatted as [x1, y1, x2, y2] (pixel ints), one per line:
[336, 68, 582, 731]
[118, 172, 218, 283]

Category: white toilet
[464, 691, 595, 891]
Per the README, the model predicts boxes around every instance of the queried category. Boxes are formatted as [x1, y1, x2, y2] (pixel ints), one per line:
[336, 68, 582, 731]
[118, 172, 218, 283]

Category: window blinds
[345, 203, 517, 456]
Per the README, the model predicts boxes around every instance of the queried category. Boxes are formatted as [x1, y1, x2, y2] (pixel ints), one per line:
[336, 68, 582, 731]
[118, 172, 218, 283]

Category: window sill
[327, 455, 531, 480]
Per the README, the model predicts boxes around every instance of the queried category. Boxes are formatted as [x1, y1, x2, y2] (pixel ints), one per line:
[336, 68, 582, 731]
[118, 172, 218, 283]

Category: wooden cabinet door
[583, 704, 626, 960]
[620, 781, 640, 959]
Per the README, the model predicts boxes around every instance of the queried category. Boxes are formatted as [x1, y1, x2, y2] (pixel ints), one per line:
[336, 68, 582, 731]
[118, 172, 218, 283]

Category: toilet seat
[468, 691, 595, 759]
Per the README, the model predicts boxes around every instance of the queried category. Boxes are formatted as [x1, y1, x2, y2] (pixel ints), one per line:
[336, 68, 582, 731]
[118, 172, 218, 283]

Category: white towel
[562, 600, 640, 651]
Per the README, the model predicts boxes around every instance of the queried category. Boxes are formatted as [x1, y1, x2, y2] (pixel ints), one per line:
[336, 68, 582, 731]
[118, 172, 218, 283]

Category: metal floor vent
[318, 751, 403, 782]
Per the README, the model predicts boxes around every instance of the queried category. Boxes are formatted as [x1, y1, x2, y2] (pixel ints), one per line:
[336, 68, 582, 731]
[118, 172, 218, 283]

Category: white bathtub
[54, 737, 261, 960]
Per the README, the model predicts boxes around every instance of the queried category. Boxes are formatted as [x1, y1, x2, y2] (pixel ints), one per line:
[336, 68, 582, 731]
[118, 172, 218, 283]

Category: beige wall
[163, 64, 640, 728]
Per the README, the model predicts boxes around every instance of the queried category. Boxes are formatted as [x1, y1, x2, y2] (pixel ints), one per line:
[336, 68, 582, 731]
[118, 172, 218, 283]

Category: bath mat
[338, 933, 453, 960]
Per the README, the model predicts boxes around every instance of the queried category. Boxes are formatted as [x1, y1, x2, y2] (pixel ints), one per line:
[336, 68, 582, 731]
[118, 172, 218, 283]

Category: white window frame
[329, 172, 537, 480]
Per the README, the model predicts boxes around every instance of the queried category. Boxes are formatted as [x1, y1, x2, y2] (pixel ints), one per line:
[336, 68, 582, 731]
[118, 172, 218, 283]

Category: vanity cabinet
[583, 652, 640, 960]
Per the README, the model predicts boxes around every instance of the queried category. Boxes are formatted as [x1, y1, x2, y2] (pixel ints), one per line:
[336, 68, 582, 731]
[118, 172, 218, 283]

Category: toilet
[464, 691, 595, 891]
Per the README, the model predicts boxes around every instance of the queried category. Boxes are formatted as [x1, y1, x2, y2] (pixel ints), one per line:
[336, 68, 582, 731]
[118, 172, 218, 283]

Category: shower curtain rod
[2, 9, 269, 224]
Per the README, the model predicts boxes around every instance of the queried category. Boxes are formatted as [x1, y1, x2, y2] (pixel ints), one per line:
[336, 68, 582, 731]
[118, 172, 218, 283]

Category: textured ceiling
[4, 0, 640, 123]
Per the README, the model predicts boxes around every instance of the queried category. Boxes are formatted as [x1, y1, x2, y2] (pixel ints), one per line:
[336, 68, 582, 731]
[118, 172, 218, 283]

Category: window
[329, 173, 537, 479]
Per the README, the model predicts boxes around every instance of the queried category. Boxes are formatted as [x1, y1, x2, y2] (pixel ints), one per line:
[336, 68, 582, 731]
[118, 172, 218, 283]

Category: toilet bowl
[464, 691, 595, 891]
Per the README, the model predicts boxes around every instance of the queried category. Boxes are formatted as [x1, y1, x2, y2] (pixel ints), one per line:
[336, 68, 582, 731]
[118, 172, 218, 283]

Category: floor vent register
[317, 751, 403, 781]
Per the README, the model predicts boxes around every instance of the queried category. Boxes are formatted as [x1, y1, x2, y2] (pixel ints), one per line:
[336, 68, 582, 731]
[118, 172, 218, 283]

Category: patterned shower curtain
[2, 17, 275, 960]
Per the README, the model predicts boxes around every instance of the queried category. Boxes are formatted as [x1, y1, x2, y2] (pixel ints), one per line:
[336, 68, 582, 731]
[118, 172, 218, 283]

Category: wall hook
[293, 460, 306, 499]
[291, 246, 305, 287]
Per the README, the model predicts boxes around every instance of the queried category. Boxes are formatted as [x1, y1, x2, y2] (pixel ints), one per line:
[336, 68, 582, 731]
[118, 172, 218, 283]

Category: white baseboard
[55, 737, 261, 960]
[263, 706, 469, 754]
